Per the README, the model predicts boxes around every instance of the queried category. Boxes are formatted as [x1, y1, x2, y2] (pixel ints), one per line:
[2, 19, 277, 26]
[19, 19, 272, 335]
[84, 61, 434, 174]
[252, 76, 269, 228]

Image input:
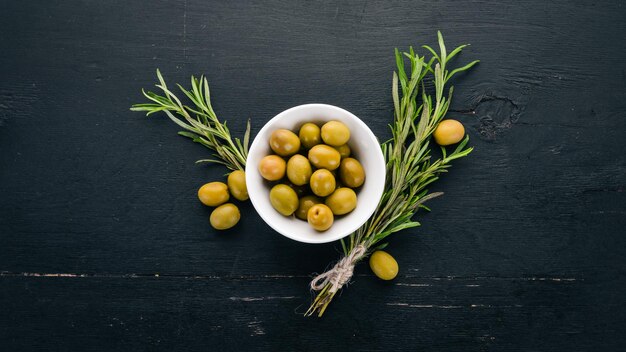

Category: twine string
[310, 244, 367, 293]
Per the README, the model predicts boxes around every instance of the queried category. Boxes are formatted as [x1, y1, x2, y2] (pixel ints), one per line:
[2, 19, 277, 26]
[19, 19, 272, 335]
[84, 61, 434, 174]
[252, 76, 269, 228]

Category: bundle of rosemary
[306, 32, 478, 316]
[131, 32, 478, 318]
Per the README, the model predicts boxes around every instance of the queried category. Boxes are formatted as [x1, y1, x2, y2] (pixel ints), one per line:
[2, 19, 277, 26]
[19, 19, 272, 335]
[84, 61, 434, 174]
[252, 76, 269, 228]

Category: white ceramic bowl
[246, 104, 386, 244]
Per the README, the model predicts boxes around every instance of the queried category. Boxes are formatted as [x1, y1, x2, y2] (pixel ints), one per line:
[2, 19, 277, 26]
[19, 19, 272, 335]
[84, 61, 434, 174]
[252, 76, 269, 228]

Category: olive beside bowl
[246, 104, 386, 244]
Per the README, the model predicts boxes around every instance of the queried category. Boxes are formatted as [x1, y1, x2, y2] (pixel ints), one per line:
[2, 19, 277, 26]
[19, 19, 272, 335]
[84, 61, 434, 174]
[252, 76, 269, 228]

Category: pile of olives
[258, 120, 365, 231]
[197, 170, 248, 230]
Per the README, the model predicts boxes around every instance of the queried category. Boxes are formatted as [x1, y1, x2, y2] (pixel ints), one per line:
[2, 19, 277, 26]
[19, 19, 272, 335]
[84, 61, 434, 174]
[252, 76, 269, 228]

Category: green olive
[198, 182, 229, 207]
[433, 119, 465, 146]
[334, 144, 351, 159]
[298, 123, 321, 149]
[339, 157, 365, 188]
[270, 129, 301, 156]
[258, 155, 286, 181]
[325, 188, 357, 215]
[227, 170, 248, 201]
[307, 204, 334, 231]
[210, 203, 240, 230]
[369, 250, 399, 280]
[309, 169, 336, 197]
[321, 121, 350, 147]
[269, 184, 299, 216]
[308, 144, 341, 170]
[286, 154, 312, 186]
[295, 195, 322, 220]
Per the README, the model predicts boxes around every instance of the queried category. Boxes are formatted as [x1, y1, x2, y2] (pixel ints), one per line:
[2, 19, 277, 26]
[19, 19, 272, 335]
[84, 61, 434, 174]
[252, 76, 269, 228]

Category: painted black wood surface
[1, 1, 625, 351]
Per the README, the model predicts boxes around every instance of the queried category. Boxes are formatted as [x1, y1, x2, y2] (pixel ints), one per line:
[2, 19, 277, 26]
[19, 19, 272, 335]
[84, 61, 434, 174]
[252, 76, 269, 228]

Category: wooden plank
[2, 275, 622, 351]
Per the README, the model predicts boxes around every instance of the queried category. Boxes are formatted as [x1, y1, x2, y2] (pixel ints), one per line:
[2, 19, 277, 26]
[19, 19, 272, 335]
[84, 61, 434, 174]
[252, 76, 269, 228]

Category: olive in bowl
[246, 104, 385, 244]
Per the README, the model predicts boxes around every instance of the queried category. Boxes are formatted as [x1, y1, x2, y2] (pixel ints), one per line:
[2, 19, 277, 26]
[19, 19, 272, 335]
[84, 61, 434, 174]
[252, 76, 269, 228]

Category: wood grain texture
[1, 0, 625, 351]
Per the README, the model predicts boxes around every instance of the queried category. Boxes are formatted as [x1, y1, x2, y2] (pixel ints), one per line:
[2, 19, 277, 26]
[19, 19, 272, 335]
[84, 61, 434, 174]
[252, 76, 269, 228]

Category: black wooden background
[1, 1, 625, 351]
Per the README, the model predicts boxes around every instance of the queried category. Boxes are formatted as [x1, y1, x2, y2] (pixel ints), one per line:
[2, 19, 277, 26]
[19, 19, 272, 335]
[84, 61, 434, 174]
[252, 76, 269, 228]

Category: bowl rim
[245, 103, 386, 244]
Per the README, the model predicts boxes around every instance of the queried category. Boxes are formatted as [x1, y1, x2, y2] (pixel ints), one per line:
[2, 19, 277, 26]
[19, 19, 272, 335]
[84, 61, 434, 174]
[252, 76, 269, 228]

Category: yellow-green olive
[433, 119, 465, 146]
[227, 170, 248, 201]
[286, 154, 312, 186]
[339, 158, 365, 188]
[298, 123, 321, 149]
[210, 203, 240, 230]
[321, 120, 350, 147]
[325, 188, 357, 215]
[198, 182, 229, 207]
[308, 144, 341, 170]
[369, 250, 399, 280]
[307, 204, 334, 231]
[309, 169, 336, 197]
[258, 155, 286, 181]
[334, 144, 351, 159]
[295, 195, 322, 220]
[270, 129, 301, 156]
[269, 184, 299, 216]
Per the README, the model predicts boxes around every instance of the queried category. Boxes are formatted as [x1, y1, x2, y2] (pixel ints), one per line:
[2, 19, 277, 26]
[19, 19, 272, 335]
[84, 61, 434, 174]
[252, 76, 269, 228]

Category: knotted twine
[310, 244, 367, 293]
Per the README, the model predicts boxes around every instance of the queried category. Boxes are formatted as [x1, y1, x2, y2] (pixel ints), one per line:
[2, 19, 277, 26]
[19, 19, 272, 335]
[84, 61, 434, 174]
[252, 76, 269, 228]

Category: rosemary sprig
[130, 69, 250, 171]
[306, 32, 478, 317]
